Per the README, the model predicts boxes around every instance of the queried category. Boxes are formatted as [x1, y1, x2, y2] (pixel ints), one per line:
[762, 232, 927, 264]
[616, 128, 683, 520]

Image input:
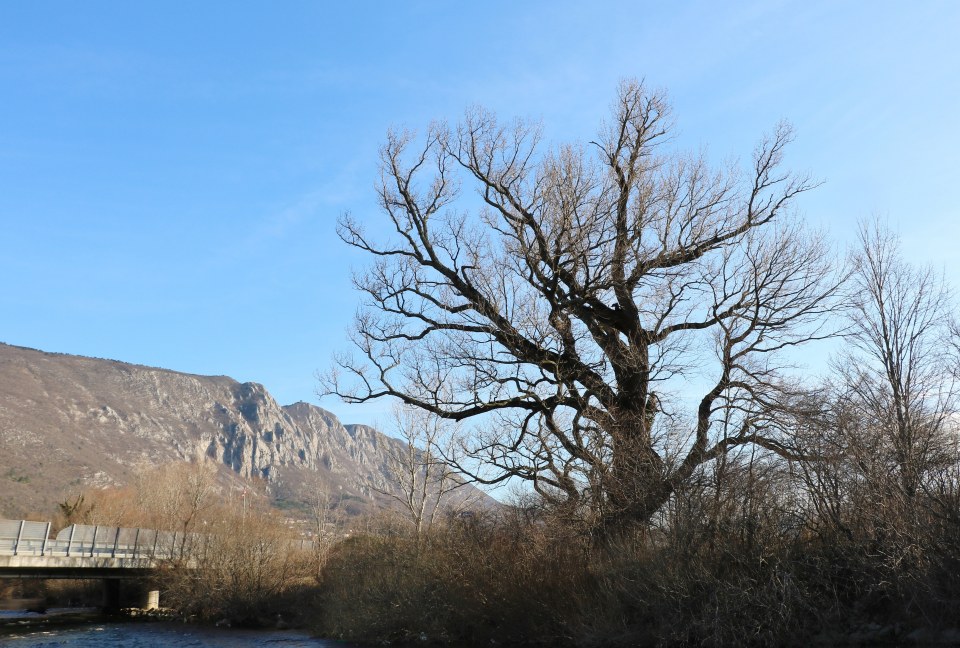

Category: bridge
[0, 519, 201, 576]
[1, 518, 317, 610]
[0, 518, 202, 610]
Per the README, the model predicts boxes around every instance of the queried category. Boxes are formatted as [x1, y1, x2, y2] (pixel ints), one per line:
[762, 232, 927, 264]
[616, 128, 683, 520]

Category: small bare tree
[838, 221, 957, 498]
[308, 478, 344, 575]
[378, 404, 466, 544]
[135, 461, 217, 557]
[325, 80, 840, 535]
[794, 221, 959, 549]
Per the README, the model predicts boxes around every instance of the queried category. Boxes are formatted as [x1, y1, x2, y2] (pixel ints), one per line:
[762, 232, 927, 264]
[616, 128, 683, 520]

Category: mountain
[0, 342, 488, 519]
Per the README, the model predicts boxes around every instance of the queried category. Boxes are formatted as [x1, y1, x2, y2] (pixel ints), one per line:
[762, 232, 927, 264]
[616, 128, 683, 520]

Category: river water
[0, 618, 342, 647]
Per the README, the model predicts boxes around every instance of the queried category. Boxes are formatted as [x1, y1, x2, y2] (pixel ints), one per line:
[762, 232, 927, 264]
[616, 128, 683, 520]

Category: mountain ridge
[0, 341, 482, 519]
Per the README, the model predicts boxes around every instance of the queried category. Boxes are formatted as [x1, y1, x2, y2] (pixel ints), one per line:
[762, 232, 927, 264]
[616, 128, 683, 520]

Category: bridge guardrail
[1, 518, 317, 560]
[0, 519, 207, 560]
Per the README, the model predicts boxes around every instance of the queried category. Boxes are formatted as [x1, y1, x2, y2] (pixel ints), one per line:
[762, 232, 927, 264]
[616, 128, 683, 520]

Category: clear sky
[1, 1, 958, 426]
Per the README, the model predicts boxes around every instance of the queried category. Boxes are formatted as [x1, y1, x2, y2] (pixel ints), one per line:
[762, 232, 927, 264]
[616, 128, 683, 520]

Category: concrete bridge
[0, 519, 201, 573]
[0, 519, 196, 610]
[1, 518, 316, 611]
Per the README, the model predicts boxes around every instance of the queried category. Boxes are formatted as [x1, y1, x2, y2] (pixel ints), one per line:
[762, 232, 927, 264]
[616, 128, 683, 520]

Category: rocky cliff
[0, 342, 482, 518]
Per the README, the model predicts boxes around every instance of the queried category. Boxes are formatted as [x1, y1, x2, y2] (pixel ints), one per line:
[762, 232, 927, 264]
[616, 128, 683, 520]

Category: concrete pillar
[144, 590, 160, 610]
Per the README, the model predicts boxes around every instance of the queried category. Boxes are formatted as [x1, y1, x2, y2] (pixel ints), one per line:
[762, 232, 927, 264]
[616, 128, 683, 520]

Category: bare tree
[308, 478, 343, 575]
[135, 461, 217, 557]
[324, 80, 840, 535]
[377, 403, 467, 544]
[837, 221, 957, 498]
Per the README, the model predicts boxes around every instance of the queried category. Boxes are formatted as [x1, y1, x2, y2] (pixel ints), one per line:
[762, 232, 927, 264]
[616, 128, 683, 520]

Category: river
[0, 613, 342, 647]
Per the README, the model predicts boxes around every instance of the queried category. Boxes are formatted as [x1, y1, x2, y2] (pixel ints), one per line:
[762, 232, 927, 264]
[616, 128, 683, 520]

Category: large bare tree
[324, 80, 839, 534]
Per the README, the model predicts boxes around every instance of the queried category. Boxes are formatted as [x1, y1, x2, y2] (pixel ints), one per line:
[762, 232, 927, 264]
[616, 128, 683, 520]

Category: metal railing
[0, 518, 318, 562]
[0, 519, 205, 560]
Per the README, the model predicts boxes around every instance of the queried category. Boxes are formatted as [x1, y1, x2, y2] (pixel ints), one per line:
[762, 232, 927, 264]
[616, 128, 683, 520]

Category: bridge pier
[144, 589, 160, 610]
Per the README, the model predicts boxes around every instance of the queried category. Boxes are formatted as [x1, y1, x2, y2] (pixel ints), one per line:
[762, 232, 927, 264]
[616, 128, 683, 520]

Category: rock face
[0, 342, 484, 518]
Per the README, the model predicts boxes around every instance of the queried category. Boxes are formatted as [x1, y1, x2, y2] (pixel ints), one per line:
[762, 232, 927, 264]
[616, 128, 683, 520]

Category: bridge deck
[0, 554, 155, 579]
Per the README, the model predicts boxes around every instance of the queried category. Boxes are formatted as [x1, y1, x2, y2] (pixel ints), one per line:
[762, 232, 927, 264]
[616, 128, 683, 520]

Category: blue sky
[1, 1, 958, 426]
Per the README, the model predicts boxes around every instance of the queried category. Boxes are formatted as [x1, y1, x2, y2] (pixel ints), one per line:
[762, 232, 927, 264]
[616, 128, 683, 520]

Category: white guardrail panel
[1, 518, 316, 559]
[0, 519, 176, 558]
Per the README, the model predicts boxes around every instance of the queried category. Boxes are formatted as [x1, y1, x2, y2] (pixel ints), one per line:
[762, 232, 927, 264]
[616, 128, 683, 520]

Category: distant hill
[0, 342, 490, 519]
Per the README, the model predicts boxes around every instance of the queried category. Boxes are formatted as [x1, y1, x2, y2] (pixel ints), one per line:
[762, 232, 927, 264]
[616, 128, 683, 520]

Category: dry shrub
[314, 449, 960, 647]
[157, 505, 314, 625]
[572, 456, 815, 647]
[315, 510, 591, 645]
[53, 461, 316, 626]
[793, 422, 960, 630]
